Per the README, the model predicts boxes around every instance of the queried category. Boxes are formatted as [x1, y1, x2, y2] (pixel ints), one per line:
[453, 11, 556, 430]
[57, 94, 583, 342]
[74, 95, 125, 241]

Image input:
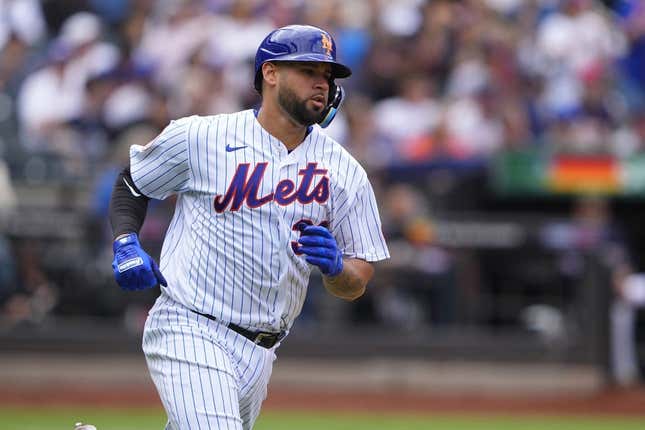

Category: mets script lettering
[213, 162, 330, 213]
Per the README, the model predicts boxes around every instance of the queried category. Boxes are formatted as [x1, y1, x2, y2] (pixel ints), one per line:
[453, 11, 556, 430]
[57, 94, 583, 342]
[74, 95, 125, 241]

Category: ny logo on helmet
[321, 33, 332, 56]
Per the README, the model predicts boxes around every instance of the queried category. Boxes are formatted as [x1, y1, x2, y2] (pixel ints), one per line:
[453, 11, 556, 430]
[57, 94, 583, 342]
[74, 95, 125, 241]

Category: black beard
[277, 85, 324, 126]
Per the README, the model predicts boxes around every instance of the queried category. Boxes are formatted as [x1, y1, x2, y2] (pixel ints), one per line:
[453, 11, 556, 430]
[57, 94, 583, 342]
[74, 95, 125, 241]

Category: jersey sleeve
[129, 117, 193, 200]
[331, 169, 390, 262]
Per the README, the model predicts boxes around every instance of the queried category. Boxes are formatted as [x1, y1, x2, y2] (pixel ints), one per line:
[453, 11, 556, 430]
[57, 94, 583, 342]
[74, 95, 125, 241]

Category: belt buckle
[254, 332, 274, 345]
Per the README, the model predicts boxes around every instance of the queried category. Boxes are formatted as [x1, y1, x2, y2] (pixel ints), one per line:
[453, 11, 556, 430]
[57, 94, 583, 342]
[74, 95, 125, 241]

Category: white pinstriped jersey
[130, 109, 389, 332]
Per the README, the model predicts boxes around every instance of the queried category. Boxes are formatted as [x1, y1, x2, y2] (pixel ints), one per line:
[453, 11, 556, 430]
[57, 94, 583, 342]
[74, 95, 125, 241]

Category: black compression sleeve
[109, 166, 150, 239]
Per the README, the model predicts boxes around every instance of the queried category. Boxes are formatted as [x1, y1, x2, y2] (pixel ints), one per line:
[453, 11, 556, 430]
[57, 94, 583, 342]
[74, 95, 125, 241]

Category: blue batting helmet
[254, 25, 352, 91]
[254, 25, 352, 128]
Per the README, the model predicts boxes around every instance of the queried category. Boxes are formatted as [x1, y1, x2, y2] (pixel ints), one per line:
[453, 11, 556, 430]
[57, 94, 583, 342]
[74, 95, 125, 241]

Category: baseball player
[109, 25, 389, 429]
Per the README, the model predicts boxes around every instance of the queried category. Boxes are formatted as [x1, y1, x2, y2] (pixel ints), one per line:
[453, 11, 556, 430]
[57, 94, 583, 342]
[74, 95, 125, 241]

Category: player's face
[277, 62, 332, 126]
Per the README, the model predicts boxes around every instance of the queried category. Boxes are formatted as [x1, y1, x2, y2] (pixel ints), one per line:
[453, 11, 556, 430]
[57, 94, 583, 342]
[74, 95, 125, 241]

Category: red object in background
[548, 156, 620, 193]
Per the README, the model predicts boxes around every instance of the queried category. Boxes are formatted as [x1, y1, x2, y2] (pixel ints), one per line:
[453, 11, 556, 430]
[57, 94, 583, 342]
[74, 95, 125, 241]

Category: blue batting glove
[298, 225, 344, 277]
[112, 233, 167, 291]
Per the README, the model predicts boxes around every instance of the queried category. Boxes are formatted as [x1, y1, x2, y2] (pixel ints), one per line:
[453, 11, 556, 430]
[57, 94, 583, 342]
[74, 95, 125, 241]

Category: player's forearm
[323, 258, 374, 301]
[109, 166, 150, 239]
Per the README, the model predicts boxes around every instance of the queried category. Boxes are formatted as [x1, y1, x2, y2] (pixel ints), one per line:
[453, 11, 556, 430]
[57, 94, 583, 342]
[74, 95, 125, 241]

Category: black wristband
[109, 166, 150, 238]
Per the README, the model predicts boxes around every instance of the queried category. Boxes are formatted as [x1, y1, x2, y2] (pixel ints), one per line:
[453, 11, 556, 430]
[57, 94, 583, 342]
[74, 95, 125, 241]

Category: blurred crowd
[0, 0, 643, 381]
[1, 0, 644, 179]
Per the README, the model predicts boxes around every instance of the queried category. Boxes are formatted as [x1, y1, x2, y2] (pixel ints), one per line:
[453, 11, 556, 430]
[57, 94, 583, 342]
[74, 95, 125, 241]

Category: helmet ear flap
[318, 82, 344, 128]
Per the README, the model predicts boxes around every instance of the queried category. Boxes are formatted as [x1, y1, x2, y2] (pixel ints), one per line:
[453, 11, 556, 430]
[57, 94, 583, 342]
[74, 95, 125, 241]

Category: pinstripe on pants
[143, 293, 277, 430]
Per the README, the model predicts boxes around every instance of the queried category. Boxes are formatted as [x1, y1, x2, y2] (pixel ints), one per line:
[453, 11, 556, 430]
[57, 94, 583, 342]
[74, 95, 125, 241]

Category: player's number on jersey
[291, 219, 330, 255]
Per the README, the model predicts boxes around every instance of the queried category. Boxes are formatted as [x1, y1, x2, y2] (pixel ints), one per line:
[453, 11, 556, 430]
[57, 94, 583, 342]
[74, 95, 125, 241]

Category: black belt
[192, 310, 285, 349]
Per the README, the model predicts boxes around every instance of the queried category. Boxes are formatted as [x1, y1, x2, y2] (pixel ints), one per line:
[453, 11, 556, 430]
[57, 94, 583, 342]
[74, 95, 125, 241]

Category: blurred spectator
[16, 12, 121, 180]
[331, 2, 374, 82]
[17, 42, 79, 146]
[101, 69, 157, 132]
[342, 95, 391, 169]
[615, 0, 645, 112]
[536, 0, 626, 76]
[169, 50, 242, 117]
[0, 0, 46, 52]
[540, 196, 641, 384]
[207, 0, 274, 66]
[442, 86, 506, 158]
[375, 183, 456, 328]
[1, 239, 58, 328]
[136, 1, 214, 90]
[535, 0, 626, 120]
[541, 196, 630, 287]
[18, 12, 120, 140]
[60, 12, 121, 83]
[378, 0, 424, 38]
[612, 272, 645, 386]
[372, 74, 442, 163]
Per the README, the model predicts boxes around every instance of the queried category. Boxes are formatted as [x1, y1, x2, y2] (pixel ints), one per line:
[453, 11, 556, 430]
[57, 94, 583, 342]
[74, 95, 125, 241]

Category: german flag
[547, 156, 620, 194]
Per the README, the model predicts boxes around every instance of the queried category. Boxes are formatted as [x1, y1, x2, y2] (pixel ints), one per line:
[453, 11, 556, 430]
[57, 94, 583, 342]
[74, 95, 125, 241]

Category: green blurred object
[492, 149, 547, 196]
[0, 407, 644, 430]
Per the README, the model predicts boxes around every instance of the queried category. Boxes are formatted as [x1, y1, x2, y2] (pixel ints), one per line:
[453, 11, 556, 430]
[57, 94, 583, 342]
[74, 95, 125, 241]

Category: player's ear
[262, 62, 278, 89]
